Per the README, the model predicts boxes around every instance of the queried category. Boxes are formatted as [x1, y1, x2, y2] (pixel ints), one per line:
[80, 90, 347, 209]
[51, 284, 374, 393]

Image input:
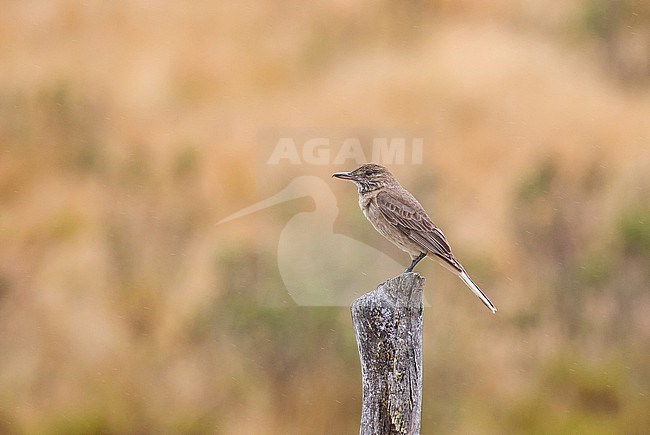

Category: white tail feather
[459, 271, 497, 313]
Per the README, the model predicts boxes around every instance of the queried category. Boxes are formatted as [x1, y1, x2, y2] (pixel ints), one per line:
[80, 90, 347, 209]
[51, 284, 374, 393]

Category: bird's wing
[376, 189, 462, 271]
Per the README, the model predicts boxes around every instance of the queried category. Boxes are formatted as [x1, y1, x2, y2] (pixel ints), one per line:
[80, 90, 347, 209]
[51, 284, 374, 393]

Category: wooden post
[351, 272, 424, 435]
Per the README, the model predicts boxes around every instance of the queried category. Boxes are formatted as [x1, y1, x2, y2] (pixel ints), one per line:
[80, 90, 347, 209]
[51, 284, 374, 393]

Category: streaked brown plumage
[333, 163, 497, 313]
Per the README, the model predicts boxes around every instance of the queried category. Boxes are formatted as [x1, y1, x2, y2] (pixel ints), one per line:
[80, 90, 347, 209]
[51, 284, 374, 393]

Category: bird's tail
[458, 271, 497, 314]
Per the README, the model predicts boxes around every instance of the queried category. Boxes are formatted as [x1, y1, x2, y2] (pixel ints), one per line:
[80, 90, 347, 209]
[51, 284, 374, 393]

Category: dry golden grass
[1, 1, 650, 433]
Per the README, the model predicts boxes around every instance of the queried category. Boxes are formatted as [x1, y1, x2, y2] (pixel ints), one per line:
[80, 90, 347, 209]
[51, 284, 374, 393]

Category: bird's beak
[332, 171, 354, 180]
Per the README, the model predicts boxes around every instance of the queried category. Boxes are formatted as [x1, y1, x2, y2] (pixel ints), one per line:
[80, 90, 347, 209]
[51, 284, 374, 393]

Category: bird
[332, 163, 497, 313]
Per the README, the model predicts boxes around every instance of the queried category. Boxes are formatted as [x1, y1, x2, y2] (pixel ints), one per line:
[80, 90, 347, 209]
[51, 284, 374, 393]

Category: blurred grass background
[1, 0, 650, 433]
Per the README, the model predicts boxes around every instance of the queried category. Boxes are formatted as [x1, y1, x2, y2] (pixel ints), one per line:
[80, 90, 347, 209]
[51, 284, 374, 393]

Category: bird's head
[332, 163, 397, 193]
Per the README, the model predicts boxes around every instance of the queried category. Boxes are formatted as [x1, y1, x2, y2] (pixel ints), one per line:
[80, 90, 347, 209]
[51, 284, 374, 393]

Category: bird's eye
[365, 169, 373, 176]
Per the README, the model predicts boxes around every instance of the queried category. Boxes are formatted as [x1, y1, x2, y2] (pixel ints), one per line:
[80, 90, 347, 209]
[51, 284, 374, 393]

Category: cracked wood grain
[351, 272, 424, 435]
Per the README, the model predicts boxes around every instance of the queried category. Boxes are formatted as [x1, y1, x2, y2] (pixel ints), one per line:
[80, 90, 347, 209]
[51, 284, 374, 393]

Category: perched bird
[333, 163, 497, 313]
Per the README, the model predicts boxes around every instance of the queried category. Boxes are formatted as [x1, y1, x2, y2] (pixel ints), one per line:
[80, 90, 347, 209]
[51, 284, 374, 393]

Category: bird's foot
[404, 252, 426, 273]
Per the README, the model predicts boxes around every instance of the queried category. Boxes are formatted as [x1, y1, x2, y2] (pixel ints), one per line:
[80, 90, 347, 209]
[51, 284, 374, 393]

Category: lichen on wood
[351, 272, 424, 435]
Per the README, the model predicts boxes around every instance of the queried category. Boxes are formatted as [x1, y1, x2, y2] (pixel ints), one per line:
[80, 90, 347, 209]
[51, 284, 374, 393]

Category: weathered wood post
[351, 272, 424, 435]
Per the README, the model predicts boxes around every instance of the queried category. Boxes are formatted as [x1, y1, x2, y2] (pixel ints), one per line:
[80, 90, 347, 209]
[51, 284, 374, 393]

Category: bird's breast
[358, 191, 376, 218]
[358, 193, 422, 257]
